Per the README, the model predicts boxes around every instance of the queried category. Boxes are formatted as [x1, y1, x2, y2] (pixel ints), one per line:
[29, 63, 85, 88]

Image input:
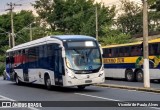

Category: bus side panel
[104, 68, 125, 79]
[28, 69, 55, 85]
[149, 69, 160, 80]
[14, 69, 24, 81]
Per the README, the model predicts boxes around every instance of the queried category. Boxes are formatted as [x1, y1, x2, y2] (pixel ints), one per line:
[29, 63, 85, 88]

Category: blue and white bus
[5, 35, 104, 89]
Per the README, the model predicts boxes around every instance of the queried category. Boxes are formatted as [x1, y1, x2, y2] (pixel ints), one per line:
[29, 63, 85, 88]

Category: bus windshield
[65, 48, 102, 71]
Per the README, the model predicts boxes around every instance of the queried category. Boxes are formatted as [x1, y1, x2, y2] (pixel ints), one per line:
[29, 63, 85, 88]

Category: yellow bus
[102, 38, 160, 82]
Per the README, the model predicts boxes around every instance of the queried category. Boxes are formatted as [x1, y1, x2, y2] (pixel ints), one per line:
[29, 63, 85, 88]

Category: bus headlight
[98, 72, 104, 77]
[68, 71, 77, 79]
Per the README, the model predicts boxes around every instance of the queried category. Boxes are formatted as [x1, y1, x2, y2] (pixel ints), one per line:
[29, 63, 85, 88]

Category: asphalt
[96, 78, 160, 93]
[1, 75, 160, 93]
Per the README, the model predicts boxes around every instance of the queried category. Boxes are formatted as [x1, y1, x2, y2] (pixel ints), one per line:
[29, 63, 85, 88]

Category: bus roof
[102, 37, 160, 48]
[7, 35, 96, 52]
[52, 35, 96, 41]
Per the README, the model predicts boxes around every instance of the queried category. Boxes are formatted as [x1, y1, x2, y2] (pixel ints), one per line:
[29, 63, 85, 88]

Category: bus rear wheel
[125, 69, 135, 81]
[77, 85, 86, 90]
[136, 70, 143, 82]
[15, 74, 21, 85]
[45, 75, 52, 90]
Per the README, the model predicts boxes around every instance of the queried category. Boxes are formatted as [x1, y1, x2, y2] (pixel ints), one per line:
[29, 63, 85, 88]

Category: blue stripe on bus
[14, 57, 54, 71]
[104, 63, 160, 69]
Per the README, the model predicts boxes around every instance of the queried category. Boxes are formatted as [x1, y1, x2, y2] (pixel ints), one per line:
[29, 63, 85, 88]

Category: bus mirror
[99, 44, 103, 55]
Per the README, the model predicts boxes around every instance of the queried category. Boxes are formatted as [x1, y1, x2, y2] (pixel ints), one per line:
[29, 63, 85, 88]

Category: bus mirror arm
[59, 46, 65, 58]
[61, 48, 65, 58]
[62, 51, 65, 58]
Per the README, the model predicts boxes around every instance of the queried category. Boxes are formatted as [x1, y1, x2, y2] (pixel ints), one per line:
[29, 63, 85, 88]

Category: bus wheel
[136, 70, 143, 82]
[45, 76, 52, 90]
[125, 70, 135, 81]
[77, 85, 86, 90]
[15, 74, 21, 85]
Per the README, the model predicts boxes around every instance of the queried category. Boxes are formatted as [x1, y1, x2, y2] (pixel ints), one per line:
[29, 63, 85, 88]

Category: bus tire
[15, 74, 21, 85]
[136, 70, 143, 82]
[125, 69, 135, 82]
[45, 75, 52, 90]
[77, 85, 86, 90]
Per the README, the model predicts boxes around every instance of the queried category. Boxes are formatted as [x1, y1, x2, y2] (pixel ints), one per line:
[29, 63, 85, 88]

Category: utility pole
[30, 24, 32, 41]
[8, 33, 11, 48]
[143, 0, 150, 88]
[6, 2, 22, 47]
[95, 6, 98, 40]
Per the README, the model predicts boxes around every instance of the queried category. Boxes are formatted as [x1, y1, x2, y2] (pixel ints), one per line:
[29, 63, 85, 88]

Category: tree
[0, 10, 36, 75]
[148, 0, 160, 33]
[99, 25, 131, 46]
[149, 0, 160, 12]
[33, 0, 115, 37]
[116, 0, 143, 35]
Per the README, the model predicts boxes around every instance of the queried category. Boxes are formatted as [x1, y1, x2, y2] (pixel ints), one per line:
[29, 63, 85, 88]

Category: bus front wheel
[77, 85, 86, 90]
[15, 74, 21, 85]
[45, 75, 52, 90]
[136, 70, 143, 82]
[125, 69, 135, 81]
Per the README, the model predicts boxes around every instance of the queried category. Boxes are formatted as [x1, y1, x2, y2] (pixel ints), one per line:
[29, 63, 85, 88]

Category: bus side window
[150, 43, 158, 55]
[102, 48, 107, 57]
[131, 47, 135, 56]
[47, 44, 54, 69]
[153, 43, 158, 55]
[158, 43, 160, 54]
[131, 46, 140, 56]
[149, 44, 154, 55]
[109, 49, 112, 57]
[119, 47, 124, 57]
[114, 48, 118, 57]
[124, 47, 129, 57]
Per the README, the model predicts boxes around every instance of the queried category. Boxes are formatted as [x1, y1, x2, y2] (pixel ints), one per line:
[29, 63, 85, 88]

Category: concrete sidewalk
[95, 79, 160, 93]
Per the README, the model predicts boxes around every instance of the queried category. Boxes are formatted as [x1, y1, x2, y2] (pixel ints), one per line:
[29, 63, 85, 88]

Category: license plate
[85, 80, 92, 83]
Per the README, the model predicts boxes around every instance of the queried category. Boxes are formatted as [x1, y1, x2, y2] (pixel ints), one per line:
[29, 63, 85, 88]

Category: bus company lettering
[104, 58, 124, 63]
[117, 58, 124, 63]
[104, 58, 116, 63]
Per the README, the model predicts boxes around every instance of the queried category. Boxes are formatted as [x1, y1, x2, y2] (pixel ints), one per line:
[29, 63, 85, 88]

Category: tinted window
[28, 47, 39, 68]
[131, 45, 142, 56]
[149, 43, 158, 55]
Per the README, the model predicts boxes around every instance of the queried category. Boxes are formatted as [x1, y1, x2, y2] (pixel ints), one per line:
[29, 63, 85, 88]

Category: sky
[0, 0, 142, 15]
[0, 0, 35, 15]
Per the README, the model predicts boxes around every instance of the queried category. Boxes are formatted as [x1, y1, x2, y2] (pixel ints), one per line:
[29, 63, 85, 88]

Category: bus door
[54, 45, 64, 86]
[23, 49, 29, 82]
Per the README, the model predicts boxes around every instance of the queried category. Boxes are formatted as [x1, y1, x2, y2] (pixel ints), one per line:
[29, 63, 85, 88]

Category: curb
[95, 83, 160, 93]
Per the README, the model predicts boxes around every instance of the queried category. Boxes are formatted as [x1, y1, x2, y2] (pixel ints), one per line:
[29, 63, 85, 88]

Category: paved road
[105, 78, 160, 89]
[0, 77, 160, 110]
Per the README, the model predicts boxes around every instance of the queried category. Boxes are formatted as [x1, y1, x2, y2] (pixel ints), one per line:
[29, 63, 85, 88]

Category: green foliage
[0, 10, 35, 46]
[33, 0, 115, 37]
[0, 62, 5, 76]
[149, 0, 160, 11]
[148, 11, 160, 32]
[116, 0, 143, 35]
[99, 26, 131, 46]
